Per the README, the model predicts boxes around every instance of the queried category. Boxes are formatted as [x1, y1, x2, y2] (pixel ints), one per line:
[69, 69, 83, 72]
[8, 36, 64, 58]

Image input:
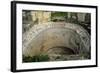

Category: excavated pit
[22, 22, 90, 61]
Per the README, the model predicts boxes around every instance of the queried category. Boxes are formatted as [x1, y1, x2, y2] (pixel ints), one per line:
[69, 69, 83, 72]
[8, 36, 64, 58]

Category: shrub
[23, 54, 49, 62]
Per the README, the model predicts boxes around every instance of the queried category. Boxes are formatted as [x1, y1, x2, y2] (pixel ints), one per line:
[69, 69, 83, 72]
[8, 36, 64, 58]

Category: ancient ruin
[22, 10, 91, 62]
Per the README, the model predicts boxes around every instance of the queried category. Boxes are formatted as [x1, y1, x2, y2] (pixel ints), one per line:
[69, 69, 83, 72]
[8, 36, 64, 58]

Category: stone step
[49, 54, 86, 61]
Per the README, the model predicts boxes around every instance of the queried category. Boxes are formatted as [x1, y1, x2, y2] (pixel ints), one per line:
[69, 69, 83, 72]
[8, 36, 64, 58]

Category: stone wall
[31, 11, 51, 24]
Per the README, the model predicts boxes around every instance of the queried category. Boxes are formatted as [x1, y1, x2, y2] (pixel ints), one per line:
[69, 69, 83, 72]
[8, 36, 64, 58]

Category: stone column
[68, 12, 71, 19]
[77, 13, 85, 22]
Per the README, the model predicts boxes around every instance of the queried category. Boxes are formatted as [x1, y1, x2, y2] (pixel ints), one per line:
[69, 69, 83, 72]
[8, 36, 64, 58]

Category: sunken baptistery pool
[23, 22, 90, 62]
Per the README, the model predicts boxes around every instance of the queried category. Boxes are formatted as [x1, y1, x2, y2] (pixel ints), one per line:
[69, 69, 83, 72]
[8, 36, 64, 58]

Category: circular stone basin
[23, 22, 90, 60]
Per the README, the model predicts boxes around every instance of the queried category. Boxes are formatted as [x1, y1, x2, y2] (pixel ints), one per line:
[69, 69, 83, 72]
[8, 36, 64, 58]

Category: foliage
[51, 12, 68, 17]
[23, 54, 49, 62]
[51, 12, 68, 22]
